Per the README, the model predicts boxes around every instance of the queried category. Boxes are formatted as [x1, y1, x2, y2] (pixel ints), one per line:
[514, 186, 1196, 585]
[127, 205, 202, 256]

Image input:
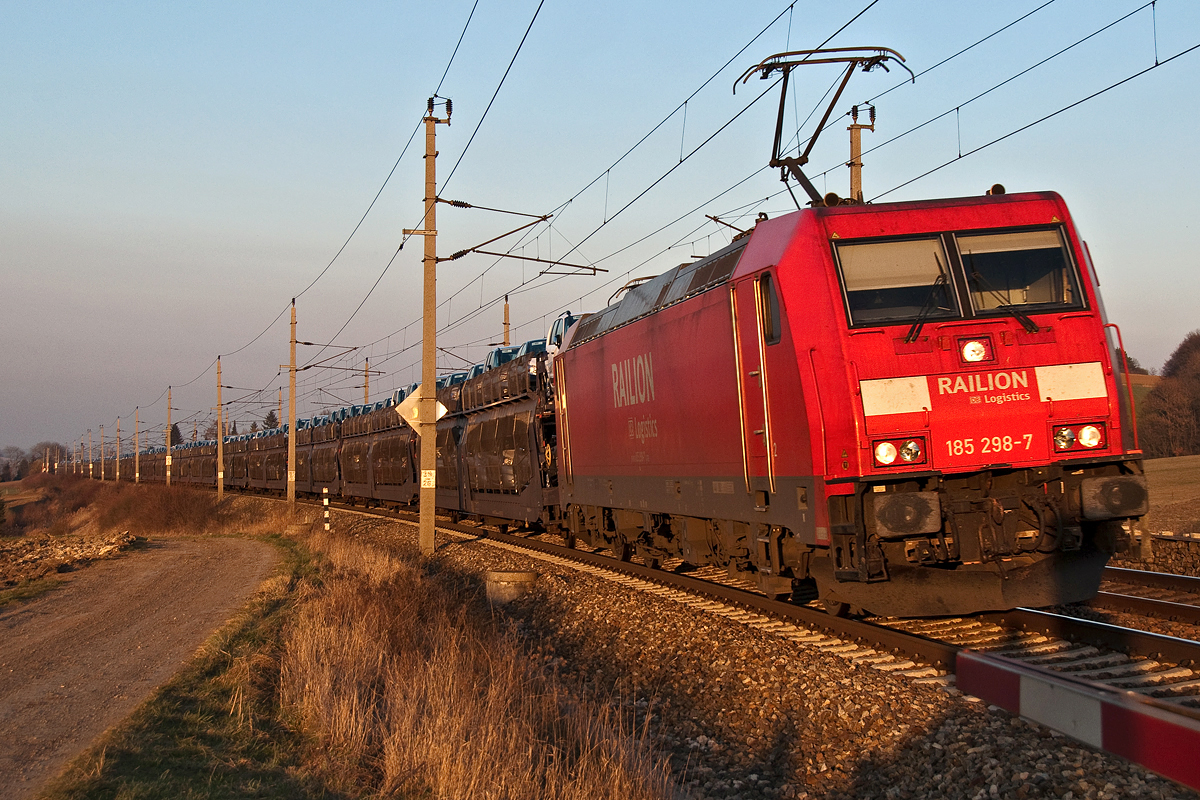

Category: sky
[2, 0, 1198, 452]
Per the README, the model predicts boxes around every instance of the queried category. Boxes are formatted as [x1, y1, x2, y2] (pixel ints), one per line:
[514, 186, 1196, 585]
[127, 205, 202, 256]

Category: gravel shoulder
[342, 511, 1198, 800]
[0, 535, 279, 800]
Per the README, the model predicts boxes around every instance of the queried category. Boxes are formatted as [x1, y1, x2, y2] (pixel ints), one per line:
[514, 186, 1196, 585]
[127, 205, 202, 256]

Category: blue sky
[2, 0, 1197, 449]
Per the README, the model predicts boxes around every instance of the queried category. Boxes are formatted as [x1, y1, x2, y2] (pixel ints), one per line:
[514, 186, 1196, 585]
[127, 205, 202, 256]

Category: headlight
[874, 441, 898, 465]
[1053, 427, 1076, 450]
[899, 439, 922, 462]
[1078, 425, 1103, 448]
[961, 340, 989, 362]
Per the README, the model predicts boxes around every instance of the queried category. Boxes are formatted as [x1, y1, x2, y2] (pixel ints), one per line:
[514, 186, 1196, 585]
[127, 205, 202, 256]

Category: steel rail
[982, 607, 1200, 667]
[1090, 591, 1200, 625]
[474, 526, 961, 669]
[1104, 566, 1200, 594]
[300, 497, 961, 669]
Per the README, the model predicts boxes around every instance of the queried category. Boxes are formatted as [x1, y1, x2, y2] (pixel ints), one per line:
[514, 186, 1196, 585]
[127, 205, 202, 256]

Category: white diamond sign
[396, 392, 447, 434]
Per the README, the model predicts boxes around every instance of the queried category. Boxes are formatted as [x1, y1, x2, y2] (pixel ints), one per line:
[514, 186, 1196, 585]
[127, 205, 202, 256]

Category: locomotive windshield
[836, 237, 958, 325]
[957, 229, 1081, 313]
[834, 226, 1083, 328]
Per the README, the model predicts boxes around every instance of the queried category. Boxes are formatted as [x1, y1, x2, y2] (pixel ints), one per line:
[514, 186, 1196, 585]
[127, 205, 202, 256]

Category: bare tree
[1162, 330, 1200, 379]
[1140, 332, 1200, 457]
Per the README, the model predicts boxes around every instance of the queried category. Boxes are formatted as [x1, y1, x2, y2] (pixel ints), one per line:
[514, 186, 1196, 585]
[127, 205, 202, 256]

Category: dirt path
[0, 536, 279, 800]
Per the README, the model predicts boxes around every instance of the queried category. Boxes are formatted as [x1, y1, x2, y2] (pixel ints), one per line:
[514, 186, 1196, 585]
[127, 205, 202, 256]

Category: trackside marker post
[956, 650, 1200, 790]
[323, 487, 330, 532]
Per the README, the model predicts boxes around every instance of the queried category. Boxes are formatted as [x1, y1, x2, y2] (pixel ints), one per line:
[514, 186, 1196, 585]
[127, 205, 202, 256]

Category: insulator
[451, 250, 468, 260]
[851, 105, 859, 122]
[450, 199, 471, 208]
[445, 98, 452, 119]
[427, 97, 434, 115]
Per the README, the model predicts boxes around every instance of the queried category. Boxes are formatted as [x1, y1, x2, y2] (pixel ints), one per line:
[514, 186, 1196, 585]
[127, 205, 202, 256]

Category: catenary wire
[322, 0, 888, 384]
[870, 40, 1200, 201]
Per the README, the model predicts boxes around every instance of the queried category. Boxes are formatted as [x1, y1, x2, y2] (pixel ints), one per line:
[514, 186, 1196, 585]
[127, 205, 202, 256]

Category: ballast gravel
[339, 512, 1198, 800]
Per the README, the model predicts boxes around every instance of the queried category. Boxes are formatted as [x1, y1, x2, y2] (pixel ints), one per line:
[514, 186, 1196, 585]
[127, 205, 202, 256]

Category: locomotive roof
[568, 237, 747, 346]
[565, 191, 1068, 348]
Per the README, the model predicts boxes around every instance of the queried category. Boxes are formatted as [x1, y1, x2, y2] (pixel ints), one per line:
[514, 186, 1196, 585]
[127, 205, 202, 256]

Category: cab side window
[759, 272, 782, 345]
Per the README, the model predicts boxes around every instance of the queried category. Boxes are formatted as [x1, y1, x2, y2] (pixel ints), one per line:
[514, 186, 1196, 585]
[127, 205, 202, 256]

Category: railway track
[1089, 566, 1200, 625]
[312, 496, 1200, 722]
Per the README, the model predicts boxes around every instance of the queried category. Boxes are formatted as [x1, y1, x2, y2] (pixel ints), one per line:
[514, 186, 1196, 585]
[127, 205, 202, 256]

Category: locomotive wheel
[822, 599, 850, 618]
[819, 587, 851, 617]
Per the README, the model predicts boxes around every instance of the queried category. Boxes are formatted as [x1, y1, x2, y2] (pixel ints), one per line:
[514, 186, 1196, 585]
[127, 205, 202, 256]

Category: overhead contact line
[871, 39, 1200, 201]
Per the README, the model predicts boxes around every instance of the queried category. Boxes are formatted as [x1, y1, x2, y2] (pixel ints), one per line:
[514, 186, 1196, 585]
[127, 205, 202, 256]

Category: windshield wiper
[966, 254, 1040, 333]
[904, 262, 950, 343]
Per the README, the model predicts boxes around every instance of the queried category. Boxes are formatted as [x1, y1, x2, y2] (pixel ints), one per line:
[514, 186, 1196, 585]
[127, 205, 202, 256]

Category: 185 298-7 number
[946, 434, 1033, 457]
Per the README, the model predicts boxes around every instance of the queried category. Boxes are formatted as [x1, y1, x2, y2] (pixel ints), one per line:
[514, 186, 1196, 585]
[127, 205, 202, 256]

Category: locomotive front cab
[796, 191, 1147, 615]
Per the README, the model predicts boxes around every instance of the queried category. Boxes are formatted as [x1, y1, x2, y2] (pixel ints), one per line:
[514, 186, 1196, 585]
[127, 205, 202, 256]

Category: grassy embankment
[28, 478, 678, 799]
[1141, 454, 1200, 534]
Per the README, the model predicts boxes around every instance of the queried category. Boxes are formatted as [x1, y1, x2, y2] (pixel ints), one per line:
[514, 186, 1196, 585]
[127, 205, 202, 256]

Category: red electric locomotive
[553, 189, 1147, 616]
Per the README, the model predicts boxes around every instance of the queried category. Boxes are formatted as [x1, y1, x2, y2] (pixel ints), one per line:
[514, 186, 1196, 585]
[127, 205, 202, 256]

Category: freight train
[90, 189, 1147, 617]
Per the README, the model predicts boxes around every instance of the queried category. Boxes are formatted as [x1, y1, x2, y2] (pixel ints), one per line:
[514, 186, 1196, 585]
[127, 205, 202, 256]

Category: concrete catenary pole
[87, 430, 93, 479]
[166, 386, 172, 487]
[135, 406, 140, 483]
[217, 356, 224, 503]
[503, 295, 510, 346]
[287, 300, 297, 507]
[116, 418, 120, 481]
[364, 358, 369, 405]
[99, 425, 105, 481]
[402, 97, 451, 557]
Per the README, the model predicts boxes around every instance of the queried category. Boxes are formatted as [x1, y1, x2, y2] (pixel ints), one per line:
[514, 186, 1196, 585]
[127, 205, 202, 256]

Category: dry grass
[20, 478, 678, 797]
[40, 538, 329, 800]
[283, 529, 680, 799]
[1, 474, 300, 540]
